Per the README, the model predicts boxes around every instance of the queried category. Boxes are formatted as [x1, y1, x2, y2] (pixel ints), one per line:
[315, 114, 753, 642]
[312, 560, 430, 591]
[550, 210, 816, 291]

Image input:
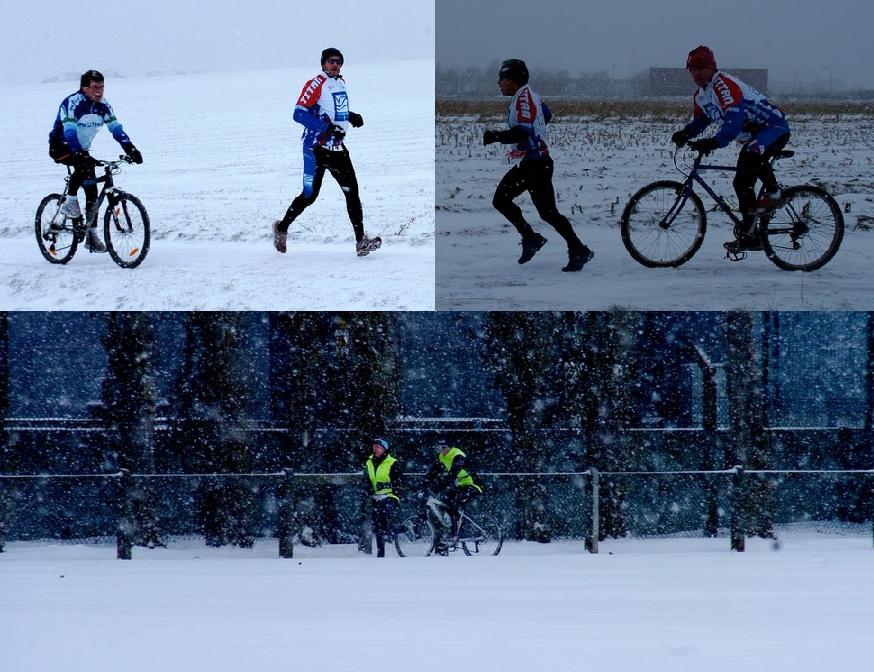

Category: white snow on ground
[2, 531, 873, 672]
[0, 63, 435, 310]
[436, 114, 874, 310]
[0, 238, 430, 311]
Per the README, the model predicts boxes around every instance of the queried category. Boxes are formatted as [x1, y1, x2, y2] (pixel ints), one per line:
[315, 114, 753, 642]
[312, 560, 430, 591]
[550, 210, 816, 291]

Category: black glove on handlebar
[687, 138, 720, 154]
[671, 130, 689, 147]
[122, 143, 143, 164]
[348, 112, 364, 128]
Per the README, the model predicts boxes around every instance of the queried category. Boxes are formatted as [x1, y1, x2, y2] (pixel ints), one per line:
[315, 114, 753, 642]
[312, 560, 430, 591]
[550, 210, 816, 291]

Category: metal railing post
[730, 465, 745, 552]
[278, 468, 295, 558]
[116, 469, 133, 560]
[0, 479, 5, 553]
[586, 467, 600, 554]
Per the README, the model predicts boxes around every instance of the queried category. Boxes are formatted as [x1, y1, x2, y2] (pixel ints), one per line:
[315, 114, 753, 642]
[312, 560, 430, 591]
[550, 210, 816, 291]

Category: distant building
[649, 68, 769, 97]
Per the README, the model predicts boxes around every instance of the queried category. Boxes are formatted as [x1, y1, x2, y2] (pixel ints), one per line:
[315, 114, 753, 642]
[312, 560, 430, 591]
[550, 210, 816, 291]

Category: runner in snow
[671, 45, 791, 254]
[482, 59, 593, 272]
[273, 48, 380, 257]
[48, 70, 143, 253]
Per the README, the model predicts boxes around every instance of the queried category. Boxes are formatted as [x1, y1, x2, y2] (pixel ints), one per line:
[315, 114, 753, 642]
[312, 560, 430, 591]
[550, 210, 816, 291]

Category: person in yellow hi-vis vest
[364, 438, 402, 557]
[421, 443, 483, 555]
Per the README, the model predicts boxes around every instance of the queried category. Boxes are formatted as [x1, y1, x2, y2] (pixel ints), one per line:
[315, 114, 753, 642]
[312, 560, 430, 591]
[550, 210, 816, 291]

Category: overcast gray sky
[5, 0, 433, 84]
[438, 0, 874, 89]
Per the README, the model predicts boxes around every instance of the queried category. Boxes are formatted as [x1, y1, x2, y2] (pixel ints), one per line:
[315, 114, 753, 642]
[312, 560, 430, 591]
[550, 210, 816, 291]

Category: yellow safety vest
[438, 447, 482, 493]
[366, 455, 399, 502]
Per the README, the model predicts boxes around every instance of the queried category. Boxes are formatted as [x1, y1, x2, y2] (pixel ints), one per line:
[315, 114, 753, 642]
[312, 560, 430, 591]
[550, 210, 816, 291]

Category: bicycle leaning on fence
[619, 147, 844, 271]
[394, 496, 504, 557]
[35, 155, 150, 269]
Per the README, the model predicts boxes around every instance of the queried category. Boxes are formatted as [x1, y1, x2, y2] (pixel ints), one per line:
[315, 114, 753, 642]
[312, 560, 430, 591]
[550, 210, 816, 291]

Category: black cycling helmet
[321, 47, 344, 65]
[498, 59, 529, 85]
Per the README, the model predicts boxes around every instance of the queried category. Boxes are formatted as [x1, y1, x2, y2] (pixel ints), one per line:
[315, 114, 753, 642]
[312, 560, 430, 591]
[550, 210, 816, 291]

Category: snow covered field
[3, 531, 872, 672]
[436, 113, 874, 310]
[0, 62, 435, 310]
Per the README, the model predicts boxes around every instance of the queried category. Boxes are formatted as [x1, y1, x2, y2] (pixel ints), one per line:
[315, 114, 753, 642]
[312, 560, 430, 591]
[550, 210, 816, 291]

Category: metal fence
[1, 468, 871, 557]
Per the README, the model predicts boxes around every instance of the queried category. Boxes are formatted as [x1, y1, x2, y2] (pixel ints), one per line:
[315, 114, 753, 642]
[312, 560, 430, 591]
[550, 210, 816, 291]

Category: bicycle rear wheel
[761, 185, 844, 271]
[394, 516, 435, 557]
[620, 180, 706, 267]
[104, 193, 150, 269]
[460, 514, 503, 556]
[35, 194, 79, 264]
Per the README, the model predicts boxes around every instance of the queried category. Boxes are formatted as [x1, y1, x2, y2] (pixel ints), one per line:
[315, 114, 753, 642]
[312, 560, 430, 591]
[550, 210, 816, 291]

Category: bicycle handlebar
[95, 155, 135, 168]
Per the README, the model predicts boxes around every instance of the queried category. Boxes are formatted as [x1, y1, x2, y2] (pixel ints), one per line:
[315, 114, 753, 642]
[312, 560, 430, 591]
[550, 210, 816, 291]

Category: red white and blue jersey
[507, 84, 552, 161]
[293, 72, 350, 150]
[48, 92, 131, 152]
[684, 71, 788, 148]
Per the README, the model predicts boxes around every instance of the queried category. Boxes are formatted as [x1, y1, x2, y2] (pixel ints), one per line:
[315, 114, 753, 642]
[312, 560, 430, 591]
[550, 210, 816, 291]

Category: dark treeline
[437, 63, 874, 101]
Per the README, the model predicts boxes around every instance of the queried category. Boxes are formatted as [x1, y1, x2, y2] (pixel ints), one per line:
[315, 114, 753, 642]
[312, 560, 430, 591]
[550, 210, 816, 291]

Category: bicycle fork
[661, 186, 693, 230]
[106, 191, 136, 236]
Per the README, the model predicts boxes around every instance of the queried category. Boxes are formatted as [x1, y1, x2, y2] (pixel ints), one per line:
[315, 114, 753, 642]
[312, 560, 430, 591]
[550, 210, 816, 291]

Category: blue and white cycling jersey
[506, 84, 552, 161]
[684, 71, 788, 149]
[293, 72, 350, 151]
[48, 92, 131, 152]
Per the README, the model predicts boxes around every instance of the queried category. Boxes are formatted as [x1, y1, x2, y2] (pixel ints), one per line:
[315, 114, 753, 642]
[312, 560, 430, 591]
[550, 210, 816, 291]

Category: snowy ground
[436, 114, 874, 310]
[0, 63, 435, 310]
[3, 529, 872, 671]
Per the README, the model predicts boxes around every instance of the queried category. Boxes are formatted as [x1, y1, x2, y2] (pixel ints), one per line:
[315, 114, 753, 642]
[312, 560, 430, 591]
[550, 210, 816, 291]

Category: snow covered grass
[2, 529, 872, 672]
[436, 110, 874, 310]
[0, 62, 435, 310]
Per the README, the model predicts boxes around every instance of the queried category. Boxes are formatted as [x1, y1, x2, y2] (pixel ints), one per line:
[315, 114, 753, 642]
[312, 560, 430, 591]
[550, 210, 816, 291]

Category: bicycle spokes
[621, 180, 707, 268]
[761, 186, 844, 272]
[35, 195, 82, 265]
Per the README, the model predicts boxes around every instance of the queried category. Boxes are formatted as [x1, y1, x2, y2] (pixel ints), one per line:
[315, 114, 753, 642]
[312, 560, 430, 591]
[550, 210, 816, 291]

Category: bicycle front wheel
[394, 516, 435, 557]
[761, 185, 844, 272]
[460, 514, 503, 556]
[104, 193, 150, 269]
[35, 194, 79, 264]
[620, 180, 706, 268]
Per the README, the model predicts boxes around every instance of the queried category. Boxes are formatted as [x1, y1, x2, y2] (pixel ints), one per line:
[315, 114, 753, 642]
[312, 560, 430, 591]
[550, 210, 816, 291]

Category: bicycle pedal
[723, 248, 747, 262]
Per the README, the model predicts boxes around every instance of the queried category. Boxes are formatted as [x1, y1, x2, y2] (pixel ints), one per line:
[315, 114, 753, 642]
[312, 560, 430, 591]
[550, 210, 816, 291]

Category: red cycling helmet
[686, 45, 717, 71]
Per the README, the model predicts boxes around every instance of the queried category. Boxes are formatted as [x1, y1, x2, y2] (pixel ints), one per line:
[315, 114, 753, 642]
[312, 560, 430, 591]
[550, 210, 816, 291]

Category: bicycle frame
[425, 498, 482, 549]
[77, 161, 126, 228]
[454, 511, 485, 545]
[680, 151, 784, 228]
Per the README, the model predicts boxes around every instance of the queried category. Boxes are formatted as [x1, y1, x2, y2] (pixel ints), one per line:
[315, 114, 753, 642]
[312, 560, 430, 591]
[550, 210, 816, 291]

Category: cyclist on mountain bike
[420, 442, 483, 555]
[671, 46, 790, 254]
[48, 70, 143, 253]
